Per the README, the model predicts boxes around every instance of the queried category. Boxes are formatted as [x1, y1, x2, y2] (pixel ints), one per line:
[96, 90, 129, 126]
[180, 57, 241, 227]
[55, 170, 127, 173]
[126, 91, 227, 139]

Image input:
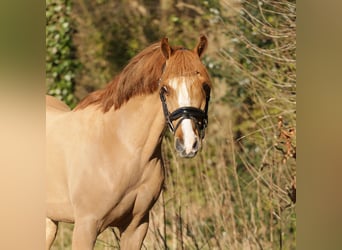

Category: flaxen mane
[74, 41, 210, 112]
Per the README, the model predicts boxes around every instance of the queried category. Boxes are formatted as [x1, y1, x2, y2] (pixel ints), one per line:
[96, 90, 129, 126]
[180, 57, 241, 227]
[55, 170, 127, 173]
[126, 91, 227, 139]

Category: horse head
[159, 35, 211, 158]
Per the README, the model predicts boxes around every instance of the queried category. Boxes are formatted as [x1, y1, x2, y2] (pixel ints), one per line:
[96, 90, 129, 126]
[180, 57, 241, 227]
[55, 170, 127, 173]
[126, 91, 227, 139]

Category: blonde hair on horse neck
[74, 40, 210, 113]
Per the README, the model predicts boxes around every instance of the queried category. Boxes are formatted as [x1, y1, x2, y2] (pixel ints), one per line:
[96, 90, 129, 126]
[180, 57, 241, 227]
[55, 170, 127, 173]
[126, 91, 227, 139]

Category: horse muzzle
[175, 137, 200, 160]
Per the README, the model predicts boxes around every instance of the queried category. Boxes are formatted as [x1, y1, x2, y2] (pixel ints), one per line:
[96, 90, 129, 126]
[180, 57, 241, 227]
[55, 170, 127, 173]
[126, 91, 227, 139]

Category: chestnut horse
[46, 36, 211, 249]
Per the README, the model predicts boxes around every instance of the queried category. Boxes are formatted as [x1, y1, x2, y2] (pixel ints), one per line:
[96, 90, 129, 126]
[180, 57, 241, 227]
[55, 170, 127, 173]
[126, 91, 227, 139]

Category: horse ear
[161, 37, 172, 59]
[194, 35, 208, 58]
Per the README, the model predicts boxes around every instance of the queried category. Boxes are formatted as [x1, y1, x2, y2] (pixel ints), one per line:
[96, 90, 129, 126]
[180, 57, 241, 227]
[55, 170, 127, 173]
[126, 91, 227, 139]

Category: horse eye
[161, 86, 168, 94]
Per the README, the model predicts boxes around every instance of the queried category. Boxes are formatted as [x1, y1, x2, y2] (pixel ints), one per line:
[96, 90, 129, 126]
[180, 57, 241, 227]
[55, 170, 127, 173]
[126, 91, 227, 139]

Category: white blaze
[170, 77, 197, 154]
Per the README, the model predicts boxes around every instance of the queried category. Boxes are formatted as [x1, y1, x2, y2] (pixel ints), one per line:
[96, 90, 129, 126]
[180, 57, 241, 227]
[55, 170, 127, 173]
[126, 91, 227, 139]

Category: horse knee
[72, 218, 99, 250]
[120, 214, 149, 250]
[46, 218, 58, 250]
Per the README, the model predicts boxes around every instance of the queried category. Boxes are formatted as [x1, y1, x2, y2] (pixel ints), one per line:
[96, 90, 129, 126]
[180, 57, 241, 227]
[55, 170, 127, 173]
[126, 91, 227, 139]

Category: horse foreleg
[72, 217, 99, 250]
[46, 218, 58, 250]
[120, 214, 149, 250]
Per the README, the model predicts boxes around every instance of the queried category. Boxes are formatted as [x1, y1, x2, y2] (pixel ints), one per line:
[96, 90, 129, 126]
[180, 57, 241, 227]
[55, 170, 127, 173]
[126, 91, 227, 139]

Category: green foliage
[46, 0, 79, 108]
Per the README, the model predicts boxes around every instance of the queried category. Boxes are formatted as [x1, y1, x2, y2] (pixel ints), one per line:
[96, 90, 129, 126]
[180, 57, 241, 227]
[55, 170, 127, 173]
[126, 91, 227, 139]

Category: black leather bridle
[159, 84, 210, 139]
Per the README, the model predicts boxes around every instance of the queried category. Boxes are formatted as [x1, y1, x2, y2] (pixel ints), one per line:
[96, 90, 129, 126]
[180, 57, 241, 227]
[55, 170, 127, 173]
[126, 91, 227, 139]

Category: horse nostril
[192, 138, 199, 151]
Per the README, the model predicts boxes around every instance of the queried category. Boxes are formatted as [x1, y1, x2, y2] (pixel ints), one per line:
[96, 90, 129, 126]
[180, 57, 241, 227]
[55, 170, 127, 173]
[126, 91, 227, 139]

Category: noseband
[159, 85, 210, 139]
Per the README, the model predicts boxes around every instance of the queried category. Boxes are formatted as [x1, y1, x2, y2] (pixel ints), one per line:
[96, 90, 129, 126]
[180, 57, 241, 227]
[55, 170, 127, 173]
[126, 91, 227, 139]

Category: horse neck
[102, 92, 165, 162]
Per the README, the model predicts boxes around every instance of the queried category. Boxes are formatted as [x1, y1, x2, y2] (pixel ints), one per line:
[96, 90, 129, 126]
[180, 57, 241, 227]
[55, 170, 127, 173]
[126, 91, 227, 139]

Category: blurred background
[46, 0, 296, 249]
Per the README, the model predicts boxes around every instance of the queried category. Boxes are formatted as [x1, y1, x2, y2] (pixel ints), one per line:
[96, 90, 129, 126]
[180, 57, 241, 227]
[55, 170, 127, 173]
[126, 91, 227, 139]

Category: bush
[46, 0, 79, 108]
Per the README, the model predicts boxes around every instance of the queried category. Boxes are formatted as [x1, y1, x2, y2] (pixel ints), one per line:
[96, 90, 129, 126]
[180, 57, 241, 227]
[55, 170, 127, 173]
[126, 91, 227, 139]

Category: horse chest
[101, 160, 165, 228]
